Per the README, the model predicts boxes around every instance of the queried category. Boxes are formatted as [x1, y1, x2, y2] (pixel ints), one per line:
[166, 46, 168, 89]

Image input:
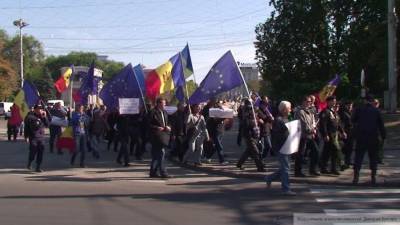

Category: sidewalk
[174, 113, 400, 187]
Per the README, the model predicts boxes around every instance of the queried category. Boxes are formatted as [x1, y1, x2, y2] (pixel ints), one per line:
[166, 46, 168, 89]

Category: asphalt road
[0, 121, 399, 225]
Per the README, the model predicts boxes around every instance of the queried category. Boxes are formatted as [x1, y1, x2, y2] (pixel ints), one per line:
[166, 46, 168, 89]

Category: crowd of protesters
[3, 93, 386, 195]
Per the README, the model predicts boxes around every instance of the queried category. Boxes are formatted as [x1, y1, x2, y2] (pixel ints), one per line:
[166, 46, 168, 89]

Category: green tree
[45, 52, 124, 82]
[255, 0, 391, 102]
[0, 30, 18, 101]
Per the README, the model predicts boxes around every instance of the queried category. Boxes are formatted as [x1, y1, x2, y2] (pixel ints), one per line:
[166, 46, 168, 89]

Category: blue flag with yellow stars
[188, 50, 243, 104]
[99, 63, 141, 110]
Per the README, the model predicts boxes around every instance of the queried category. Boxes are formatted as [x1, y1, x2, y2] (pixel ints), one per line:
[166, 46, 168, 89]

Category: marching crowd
[4, 93, 386, 195]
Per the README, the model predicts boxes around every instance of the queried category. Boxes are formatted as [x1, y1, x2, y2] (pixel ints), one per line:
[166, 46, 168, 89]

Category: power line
[0, 0, 182, 10]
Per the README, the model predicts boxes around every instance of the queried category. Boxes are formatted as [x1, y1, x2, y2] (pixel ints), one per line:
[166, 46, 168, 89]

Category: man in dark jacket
[257, 95, 274, 159]
[148, 98, 171, 178]
[171, 102, 188, 162]
[236, 99, 265, 172]
[25, 104, 49, 172]
[116, 114, 131, 167]
[319, 96, 345, 175]
[352, 96, 386, 184]
[339, 100, 354, 168]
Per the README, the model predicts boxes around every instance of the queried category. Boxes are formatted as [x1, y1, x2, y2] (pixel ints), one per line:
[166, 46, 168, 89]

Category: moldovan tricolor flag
[315, 74, 341, 111]
[9, 80, 40, 126]
[56, 126, 75, 152]
[145, 56, 177, 100]
[54, 65, 74, 93]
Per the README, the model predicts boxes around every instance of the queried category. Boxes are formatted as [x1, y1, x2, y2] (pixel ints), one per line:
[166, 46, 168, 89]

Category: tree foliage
[45, 52, 124, 81]
[255, 0, 392, 103]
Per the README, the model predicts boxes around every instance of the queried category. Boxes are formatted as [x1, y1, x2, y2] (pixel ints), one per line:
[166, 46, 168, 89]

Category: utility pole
[388, 0, 398, 112]
[13, 19, 28, 88]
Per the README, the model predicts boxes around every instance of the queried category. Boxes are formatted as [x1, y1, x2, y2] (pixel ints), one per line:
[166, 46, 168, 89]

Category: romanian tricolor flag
[9, 80, 40, 126]
[54, 65, 73, 93]
[315, 74, 341, 111]
[145, 56, 177, 100]
[56, 126, 76, 152]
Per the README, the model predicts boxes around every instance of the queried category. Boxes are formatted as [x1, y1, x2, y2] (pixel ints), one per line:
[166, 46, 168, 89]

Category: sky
[0, 0, 272, 83]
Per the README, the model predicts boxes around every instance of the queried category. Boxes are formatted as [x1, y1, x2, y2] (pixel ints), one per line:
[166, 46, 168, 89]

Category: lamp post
[388, 0, 397, 112]
[13, 19, 29, 88]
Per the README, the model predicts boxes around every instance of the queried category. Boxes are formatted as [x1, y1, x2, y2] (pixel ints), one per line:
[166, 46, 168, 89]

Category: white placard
[209, 108, 234, 118]
[279, 120, 301, 155]
[50, 116, 68, 127]
[164, 106, 177, 115]
[118, 98, 140, 115]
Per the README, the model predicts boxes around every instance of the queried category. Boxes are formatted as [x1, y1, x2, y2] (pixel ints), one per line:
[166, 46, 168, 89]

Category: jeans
[150, 143, 167, 176]
[90, 134, 101, 158]
[208, 133, 225, 163]
[49, 125, 62, 152]
[71, 135, 86, 166]
[259, 135, 272, 158]
[265, 153, 291, 192]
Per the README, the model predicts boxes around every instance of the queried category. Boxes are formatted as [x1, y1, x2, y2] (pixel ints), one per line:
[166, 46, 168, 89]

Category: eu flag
[170, 53, 185, 102]
[23, 80, 40, 107]
[78, 62, 97, 105]
[133, 64, 146, 95]
[99, 63, 142, 110]
[188, 50, 243, 104]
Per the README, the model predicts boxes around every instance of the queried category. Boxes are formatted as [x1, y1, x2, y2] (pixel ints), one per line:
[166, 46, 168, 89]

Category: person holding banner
[265, 101, 296, 196]
[236, 99, 265, 172]
[49, 102, 67, 155]
[182, 104, 209, 166]
[148, 98, 171, 178]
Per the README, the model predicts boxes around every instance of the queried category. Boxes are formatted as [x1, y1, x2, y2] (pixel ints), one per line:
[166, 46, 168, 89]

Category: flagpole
[185, 43, 198, 89]
[133, 65, 148, 113]
[179, 52, 192, 114]
[69, 70, 74, 109]
[230, 51, 258, 128]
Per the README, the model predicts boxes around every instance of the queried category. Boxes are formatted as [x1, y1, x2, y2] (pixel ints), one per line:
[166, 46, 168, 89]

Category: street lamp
[13, 19, 29, 88]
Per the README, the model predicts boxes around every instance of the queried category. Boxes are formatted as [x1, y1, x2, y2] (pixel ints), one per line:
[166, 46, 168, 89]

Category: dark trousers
[107, 130, 119, 151]
[236, 123, 243, 146]
[129, 132, 141, 156]
[49, 125, 62, 152]
[150, 143, 167, 176]
[320, 135, 340, 172]
[237, 138, 264, 170]
[296, 137, 319, 174]
[170, 135, 187, 162]
[354, 137, 379, 172]
[117, 138, 130, 165]
[71, 135, 86, 166]
[342, 135, 354, 166]
[28, 139, 45, 169]
[7, 124, 18, 141]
